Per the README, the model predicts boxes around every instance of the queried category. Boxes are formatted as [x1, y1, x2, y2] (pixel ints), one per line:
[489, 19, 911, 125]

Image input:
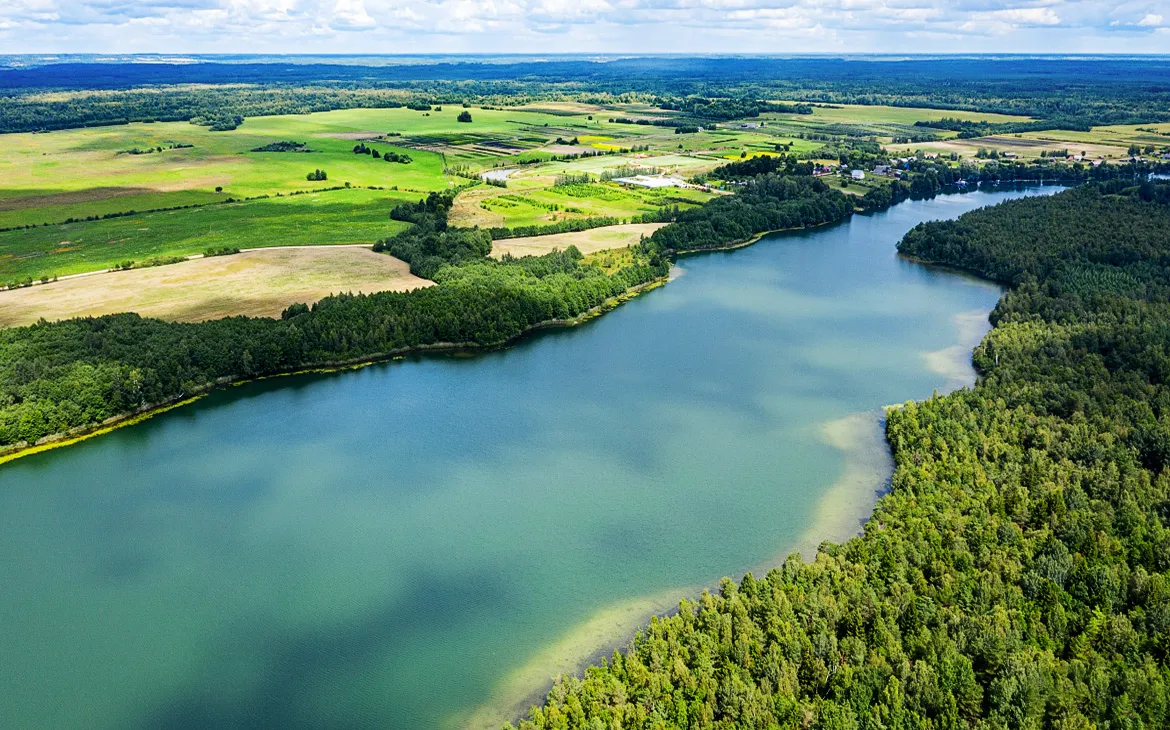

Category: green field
[0, 188, 414, 281]
[475, 182, 711, 228]
[1, 99, 1087, 282]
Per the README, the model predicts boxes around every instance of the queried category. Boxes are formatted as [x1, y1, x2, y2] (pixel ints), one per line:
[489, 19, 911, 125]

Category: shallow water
[0, 187, 1057, 730]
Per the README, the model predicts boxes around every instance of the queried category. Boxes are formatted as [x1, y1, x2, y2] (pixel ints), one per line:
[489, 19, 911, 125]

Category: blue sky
[1, 0, 1167, 54]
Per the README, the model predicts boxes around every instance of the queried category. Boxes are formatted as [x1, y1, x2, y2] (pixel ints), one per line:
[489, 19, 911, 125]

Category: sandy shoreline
[455, 409, 893, 730]
[921, 307, 997, 393]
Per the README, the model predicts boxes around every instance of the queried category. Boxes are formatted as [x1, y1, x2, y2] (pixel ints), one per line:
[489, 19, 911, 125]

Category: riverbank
[673, 215, 848, 257]
[459, 408, 895, 730]
[0, 273, 669, 466]
[0, 202, 849, 466]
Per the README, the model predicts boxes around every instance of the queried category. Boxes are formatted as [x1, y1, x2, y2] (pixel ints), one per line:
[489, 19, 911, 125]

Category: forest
[508, 180, 1170, 730]
[646, 176, 854, 252]
[1, 56, 1168, 133]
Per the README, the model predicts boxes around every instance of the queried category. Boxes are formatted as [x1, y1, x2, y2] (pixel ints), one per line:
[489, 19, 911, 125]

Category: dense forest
[0, 172, 853, 453]
[647, 176, 854, 252]
[1, 56, 1168, 133]
[507, 180, 1170, 730]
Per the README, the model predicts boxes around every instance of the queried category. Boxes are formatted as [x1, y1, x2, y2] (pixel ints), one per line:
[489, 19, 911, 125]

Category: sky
[0, 0, 1167, 55]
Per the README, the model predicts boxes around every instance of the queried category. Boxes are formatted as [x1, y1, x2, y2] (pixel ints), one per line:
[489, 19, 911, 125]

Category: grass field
[0, 188, 415, 282]
[470, 182, 710, 229]
[0, 247, 429, 326]
[490, 223, 665, 258]
[0, 99, 1086, 289]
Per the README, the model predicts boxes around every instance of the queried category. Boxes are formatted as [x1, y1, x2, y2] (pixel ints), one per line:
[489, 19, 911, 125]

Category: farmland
[490, 223, 666, 258]
[0, 188, 415, 282]
[2, 93, 1164, 313]
[0, 246, 430, 326]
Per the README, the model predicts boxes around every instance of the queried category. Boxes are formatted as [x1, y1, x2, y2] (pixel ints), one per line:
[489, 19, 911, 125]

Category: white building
[851, 169, 865, 180]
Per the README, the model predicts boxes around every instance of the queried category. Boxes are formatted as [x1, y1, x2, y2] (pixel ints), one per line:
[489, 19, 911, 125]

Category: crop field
[886, 135, 1129, 161]
[0, 246, 430, 327]
[782, 103, 1033, 125]
[490, 223, 666, 258]
[0, 97, 1107, 314]
[0, 188, 415, 282]
[453, 176, 712, 228]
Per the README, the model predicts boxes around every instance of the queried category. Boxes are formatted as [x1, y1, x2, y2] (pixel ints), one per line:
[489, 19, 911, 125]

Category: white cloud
[329, 0, 375, 29]
[0, 0, 1167, 52]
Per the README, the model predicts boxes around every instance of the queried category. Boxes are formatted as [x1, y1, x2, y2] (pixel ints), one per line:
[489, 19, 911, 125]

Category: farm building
[851, 169, 865, 180]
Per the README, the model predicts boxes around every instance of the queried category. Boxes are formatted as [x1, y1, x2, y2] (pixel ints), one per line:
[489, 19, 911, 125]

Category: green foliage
[306, 169, 327, 181]
[353, 142, 412, 164]
[487, 217, 622, 241]
[646, 175, 855, 252]
[192, 114, 244, 132]
[710, 154, 814, 180]
[554, 173, 593, 187]
[458, 110, 473, 123]
[510, 181, 1170, 730]
[250, 140, 310, 153]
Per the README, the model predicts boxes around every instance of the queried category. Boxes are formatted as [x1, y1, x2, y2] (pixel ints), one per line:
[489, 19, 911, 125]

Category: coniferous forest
[508, 181, 1170, 730]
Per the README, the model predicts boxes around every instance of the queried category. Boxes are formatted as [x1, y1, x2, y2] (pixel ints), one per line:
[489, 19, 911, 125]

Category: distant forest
[510, 180, 1170, 730]
[1, 56, 1168, 133]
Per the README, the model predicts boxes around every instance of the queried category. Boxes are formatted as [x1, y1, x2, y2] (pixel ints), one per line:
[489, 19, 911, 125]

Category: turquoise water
[0, 188, 1055, 729]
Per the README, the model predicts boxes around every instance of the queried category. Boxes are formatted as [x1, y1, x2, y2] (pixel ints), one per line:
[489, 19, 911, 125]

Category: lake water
[0, 187, 1057, 730]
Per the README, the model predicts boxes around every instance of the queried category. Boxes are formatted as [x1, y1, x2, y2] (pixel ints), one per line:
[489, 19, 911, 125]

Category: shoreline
[0, 274, 668, 466]
[0, 209, 832, 467]
[673, 216, 848, 257]
[456, 409, 894, 730]
[921, 308, 998, 393]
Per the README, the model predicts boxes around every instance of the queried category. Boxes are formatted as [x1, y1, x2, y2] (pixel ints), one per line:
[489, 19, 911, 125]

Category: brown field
[450, 185, 508, 228]
[0, 186, 160, 211]
[0, 246, 431, 327]
[887, 135, 1127, 161]
[490, 223, 666, 259]
[515, 101, 607, 114]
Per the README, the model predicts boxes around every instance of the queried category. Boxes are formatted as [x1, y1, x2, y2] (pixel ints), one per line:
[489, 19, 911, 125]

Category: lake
[0, 186, 1057, 729]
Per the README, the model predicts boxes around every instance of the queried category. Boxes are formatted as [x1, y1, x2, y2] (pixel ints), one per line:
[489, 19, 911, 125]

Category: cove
[0, 186, 1058, 730]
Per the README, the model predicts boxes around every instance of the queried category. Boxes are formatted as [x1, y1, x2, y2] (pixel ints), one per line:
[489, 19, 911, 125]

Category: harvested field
[887, 135, 1127, 160]
[0, 186, 159, 211]
[451, 185, 508, 228]
[490, 223, 666, 259]
[0, 247, 431, 327]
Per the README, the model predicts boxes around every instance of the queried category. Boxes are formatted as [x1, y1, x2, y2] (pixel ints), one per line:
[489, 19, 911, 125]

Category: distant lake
[0, 186, 1059, 730]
